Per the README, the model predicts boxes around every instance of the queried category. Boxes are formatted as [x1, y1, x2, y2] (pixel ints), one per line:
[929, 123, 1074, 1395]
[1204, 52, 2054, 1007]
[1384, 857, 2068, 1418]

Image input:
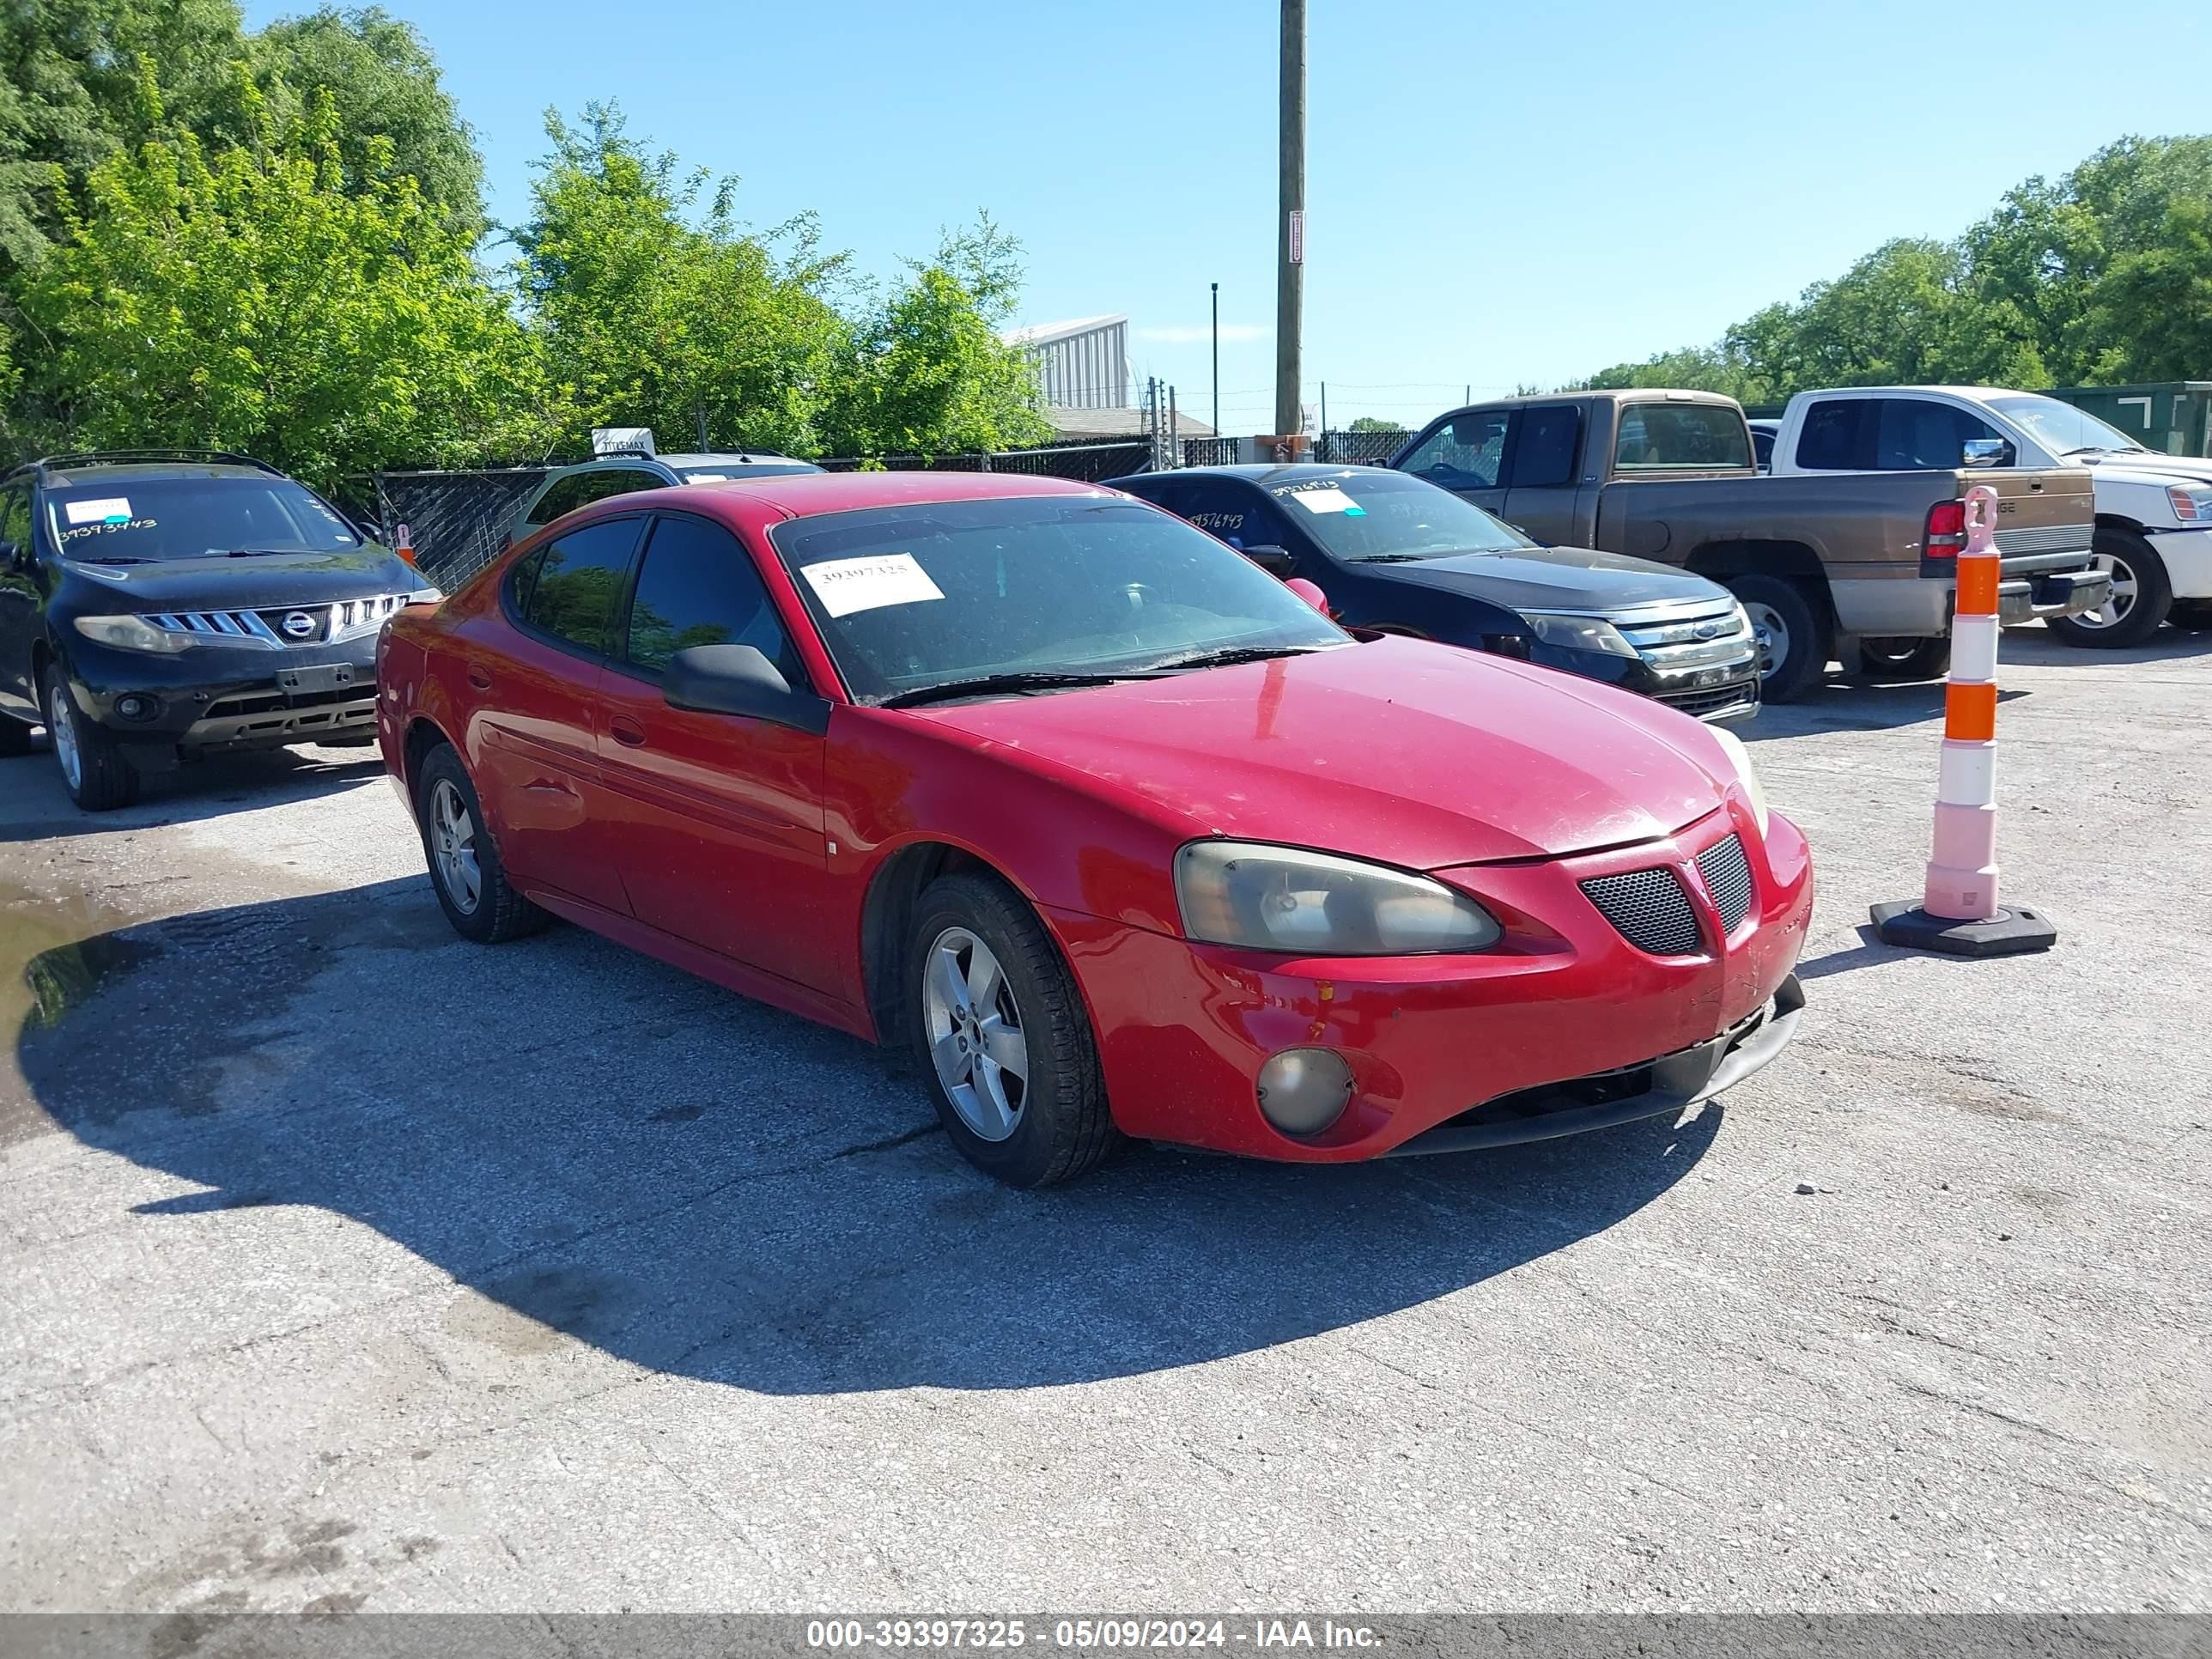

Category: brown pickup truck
[1386, 389, 2107, 699]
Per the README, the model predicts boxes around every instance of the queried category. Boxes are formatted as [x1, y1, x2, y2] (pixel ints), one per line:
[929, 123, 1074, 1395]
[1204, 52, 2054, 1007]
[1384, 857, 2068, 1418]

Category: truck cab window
[1401, 411, 1509, 490]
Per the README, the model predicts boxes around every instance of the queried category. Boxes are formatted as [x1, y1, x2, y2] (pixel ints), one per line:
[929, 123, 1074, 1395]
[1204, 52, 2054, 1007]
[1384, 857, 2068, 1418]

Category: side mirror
[1961, 437, 2014, 468]
[1284, 577, 1331, 616]
[663, 643, 830, 736]
[1241, 543, 1297, 578]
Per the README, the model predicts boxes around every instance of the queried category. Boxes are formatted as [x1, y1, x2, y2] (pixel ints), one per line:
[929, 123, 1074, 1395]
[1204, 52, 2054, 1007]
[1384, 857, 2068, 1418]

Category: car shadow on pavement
[1741, 683, 2027, 742]
[0, 744, 387, 842]
[15, 875, 1723, 1394]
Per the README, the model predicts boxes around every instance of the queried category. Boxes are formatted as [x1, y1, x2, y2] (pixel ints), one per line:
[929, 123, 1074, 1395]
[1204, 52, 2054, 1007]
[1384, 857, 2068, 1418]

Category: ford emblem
[281, 611, 318, 639]
[1692, 620, 1723, 640]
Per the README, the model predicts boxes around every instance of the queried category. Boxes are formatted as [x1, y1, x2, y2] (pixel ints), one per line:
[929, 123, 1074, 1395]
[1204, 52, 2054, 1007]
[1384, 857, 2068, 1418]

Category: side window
[1176, 481, 1267, 548]
[1399, 410, 1510, 489]
[506, 548, 545, 617]
[1510, 405, 1582, 489]
[529, 467, 660, 526]
[0, 484, 32, 553]
[1795, 400, 1875, 470]
[621, 515, 806, 689]
[520, 517, 641, 655]
[526, 474, 586, 526]
[1875, 399, 2002, 471]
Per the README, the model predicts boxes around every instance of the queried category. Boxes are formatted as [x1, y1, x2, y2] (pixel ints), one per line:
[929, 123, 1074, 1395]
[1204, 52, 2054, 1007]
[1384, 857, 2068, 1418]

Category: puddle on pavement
[0, 876, 164, 1144]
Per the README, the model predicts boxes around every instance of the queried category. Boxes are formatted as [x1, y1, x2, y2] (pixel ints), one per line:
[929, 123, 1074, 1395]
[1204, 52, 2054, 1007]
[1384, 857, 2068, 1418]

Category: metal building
[1004, 314, 1130, 410]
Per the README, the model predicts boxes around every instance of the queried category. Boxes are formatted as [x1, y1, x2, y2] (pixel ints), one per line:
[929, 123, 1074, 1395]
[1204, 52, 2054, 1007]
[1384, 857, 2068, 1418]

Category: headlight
[1521, 611, 1639, 659]
[73, 614, 194, 654]
[2167, 486, 2211, 523]
[405, 585, 443, 604]
[1175, 841, 1502, 956]
[1707, 724, 1770, 837]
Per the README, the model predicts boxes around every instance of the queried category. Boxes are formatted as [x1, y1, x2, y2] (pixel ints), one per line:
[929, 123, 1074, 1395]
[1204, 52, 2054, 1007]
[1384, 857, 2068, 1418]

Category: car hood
[2081, 453, 2212, 489]
[61, 545, 417, 608]
[1350, 545, 1725, 613]
[912, 636, 1729, 869]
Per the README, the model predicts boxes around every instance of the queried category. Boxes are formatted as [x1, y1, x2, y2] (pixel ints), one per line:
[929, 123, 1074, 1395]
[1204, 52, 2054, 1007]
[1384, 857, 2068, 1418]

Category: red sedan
[376, 472, 1811, 1186]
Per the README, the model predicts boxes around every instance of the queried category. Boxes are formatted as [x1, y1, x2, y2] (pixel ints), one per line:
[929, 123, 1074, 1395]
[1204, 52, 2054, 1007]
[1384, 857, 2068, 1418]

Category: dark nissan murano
[0, 450, 438, 810]
[1111, 465, 1761, 723]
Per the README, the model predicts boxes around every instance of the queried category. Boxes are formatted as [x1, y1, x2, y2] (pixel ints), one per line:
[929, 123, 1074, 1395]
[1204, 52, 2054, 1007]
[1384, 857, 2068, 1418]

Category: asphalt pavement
[1, 628, 2206, 1613]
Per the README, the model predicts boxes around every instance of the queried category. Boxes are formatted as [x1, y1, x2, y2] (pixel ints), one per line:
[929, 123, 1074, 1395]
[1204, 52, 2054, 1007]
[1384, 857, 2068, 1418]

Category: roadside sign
[1288, 210, 1304, 265]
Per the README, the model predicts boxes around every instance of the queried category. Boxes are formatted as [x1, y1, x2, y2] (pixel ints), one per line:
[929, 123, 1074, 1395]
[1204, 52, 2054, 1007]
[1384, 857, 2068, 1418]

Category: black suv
[0, 451, 436, 809]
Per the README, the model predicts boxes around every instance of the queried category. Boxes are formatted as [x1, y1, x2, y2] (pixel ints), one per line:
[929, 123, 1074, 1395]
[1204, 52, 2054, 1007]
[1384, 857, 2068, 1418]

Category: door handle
[466, 664, 492, 690]
[609, 716, 647, 748]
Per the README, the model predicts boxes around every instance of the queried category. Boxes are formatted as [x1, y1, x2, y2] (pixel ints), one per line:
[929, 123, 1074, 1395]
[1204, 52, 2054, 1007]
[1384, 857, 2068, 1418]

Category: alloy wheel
[47, 680, 82, 793]
[1743, 601, 1790, 683]
[429, 779, 482, 915]
[922, 927, 1029, 1141]
[2073, 551, 2139, 631]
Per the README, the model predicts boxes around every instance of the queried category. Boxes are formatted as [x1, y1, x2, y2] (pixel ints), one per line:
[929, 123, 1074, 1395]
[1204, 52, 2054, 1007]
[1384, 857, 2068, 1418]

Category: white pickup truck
[1767, 386, 2212, 647]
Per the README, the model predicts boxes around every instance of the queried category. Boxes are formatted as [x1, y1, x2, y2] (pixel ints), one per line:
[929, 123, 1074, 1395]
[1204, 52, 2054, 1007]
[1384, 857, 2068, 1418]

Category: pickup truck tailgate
[1973, 467, 2095, 564]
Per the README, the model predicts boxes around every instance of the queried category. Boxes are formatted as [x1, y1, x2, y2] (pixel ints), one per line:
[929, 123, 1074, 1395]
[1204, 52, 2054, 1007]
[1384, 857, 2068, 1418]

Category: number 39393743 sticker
[800, 553, 946, 618]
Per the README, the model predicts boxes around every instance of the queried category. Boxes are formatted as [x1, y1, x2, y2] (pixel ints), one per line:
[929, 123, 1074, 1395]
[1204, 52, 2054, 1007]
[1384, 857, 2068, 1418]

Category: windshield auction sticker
[64, 497, 133, 526]
[1286, 485, 1364, 515]
[802, 552, 948, 618]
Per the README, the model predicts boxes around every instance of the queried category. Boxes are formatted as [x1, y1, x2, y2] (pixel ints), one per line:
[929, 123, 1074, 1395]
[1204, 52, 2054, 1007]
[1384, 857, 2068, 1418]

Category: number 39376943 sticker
[800, 553, 946, 618]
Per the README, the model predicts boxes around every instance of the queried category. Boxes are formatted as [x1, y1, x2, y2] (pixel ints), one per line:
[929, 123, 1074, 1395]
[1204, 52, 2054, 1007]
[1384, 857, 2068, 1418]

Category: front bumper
[64, 632, 380, 754]
[2147, 525, 2212, 600]
[1048, 804, 1814, 1162]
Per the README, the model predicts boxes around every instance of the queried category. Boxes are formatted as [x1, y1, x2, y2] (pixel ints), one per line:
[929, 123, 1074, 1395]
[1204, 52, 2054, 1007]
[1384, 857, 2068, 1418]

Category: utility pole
[1210, 282, 1220, 436]
[1274, 0, 1305, 441]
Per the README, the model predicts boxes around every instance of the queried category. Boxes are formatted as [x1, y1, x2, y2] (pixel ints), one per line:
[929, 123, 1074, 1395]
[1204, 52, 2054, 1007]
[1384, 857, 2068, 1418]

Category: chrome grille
[1615, 599, 1758, 672]
[1695, 834, 1754, 933]
[1655, 682, 1759, 720]
[1580, 866, 1702, 956]
[142, 594, 410, 650]
[1992, 523, 2093, 557]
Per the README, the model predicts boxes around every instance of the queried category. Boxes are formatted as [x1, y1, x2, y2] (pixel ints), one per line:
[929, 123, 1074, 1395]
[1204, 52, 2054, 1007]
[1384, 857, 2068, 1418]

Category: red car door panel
[596, 513, 838, 993]
[465, 517, 642, 915]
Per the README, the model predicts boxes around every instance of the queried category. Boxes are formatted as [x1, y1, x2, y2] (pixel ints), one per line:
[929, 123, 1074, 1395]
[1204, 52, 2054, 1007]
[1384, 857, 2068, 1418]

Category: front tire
[908, 872, 1119, 1188]
[1728, 574, 1831, 703]
[2045, 531, 2172, 648]
[43, 664, 140, 811]
[415, 743, 549, 943]
[1857, 635, 1952, 682]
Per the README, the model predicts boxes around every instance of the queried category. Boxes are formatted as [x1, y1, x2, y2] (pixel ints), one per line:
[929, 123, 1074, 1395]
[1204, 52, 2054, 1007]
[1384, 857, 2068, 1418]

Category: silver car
[507, 452, 823, 546]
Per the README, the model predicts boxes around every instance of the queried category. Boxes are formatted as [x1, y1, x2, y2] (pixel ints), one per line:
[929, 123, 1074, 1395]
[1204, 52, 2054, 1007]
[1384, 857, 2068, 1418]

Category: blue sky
[251, 0, 2206, 434]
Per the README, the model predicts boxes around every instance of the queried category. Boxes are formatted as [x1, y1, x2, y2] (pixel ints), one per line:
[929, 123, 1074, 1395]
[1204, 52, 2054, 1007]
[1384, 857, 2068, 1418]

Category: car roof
[31, 460, 283, 486]
[554, 452, 810, 471]
[621, 470, 1115, 520]
[1114, 463, 1393, 488]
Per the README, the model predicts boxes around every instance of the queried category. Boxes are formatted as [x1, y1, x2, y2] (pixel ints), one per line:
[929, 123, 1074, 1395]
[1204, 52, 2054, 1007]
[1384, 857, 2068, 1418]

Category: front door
[472, 514, 643, 915]
[593, 513, 837, 994]
[1500, 404, 1587, 545]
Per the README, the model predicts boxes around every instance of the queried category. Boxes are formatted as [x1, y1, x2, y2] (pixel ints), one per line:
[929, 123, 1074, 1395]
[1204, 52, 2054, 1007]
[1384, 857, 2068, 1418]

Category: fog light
[1255, 1047, 1354, 1137]
[115, 694, 160, 722]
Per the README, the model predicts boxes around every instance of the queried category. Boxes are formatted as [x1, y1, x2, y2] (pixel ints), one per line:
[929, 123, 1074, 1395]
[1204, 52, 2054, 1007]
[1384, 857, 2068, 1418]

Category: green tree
[1347, 415, 1407, 434]
[22, 71, 565, 486]
[817, 214, 1051, 458]
[514, 103, 847, 457]
[2095, 192, 2212, 381]
[0, 0, 243, 272]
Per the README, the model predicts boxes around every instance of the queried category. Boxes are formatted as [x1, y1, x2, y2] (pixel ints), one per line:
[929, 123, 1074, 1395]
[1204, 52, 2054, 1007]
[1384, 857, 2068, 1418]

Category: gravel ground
[0, 628, 2206, 1615]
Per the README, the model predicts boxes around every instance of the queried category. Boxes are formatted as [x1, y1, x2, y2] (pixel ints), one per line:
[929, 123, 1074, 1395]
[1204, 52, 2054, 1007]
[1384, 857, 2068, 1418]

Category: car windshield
[44, 476, 361, 561]
[1268, 471, 1532, 562]
[1985, 395, 2148, 457]
[772, 495, 1351, 704]
[674, 462, 822, 483]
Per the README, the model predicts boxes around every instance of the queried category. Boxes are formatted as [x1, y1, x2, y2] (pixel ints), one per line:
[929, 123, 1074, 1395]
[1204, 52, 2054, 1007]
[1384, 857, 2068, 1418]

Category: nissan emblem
[281, 611, 318, 639]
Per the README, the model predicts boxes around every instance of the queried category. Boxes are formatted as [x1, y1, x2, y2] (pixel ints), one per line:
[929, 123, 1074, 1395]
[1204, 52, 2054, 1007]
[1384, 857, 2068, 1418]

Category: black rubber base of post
[1869, 900, 2057, 957]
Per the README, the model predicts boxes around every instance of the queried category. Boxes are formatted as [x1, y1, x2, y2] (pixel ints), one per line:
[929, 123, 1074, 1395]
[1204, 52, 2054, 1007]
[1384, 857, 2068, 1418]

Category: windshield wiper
[1347, 552, 1437, 563]
[65, 554, 151, 565]
[878, 671, 1163, 708]
[1143, 643, 1339, 673]
[222, 547, 317, 557]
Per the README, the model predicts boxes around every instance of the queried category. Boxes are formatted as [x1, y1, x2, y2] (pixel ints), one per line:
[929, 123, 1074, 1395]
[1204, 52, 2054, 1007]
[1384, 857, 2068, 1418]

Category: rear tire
[1857, 635, 1952, 682]
[1728, 574, 1830, 703]
[415, 743, 550, 943]
[907, 872, 1120, 1188]
[43, 664, 140, 811]
[2045, 531, 2172, 648]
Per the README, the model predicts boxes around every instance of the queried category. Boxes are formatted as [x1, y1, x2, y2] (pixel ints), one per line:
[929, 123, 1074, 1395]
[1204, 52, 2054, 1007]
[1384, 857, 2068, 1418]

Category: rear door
[472, 514, 643, 914]
[594, 512, 838, 993]
[1500, 403, 1586, 544]
[1395, 409, 1510, 516]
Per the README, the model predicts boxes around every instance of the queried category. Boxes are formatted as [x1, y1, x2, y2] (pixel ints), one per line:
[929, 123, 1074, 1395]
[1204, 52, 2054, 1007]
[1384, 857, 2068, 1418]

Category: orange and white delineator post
[1870, 483, 2057, 955]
